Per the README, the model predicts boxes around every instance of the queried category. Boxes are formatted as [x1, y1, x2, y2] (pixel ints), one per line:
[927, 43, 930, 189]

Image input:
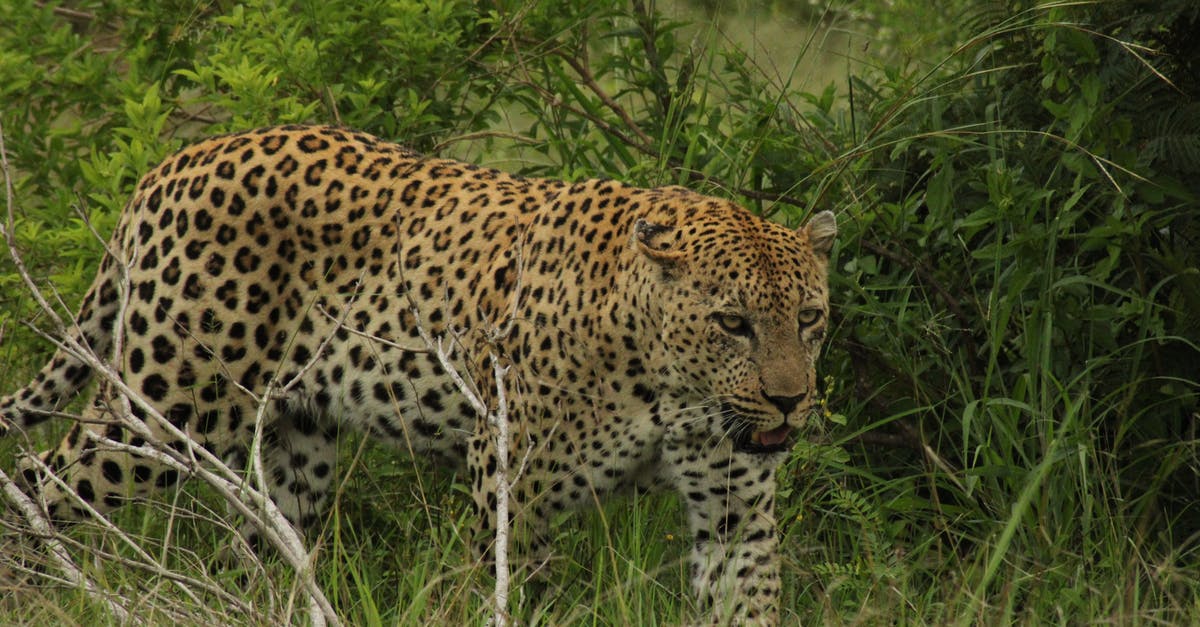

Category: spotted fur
[0, 125, 836, 624]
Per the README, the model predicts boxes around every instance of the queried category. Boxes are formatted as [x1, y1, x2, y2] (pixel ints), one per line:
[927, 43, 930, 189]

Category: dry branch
[0, 120, 339, 627]
[396, 225, 521, 625]
[0, 466, 139, 623]
[408, 313, 514, 627]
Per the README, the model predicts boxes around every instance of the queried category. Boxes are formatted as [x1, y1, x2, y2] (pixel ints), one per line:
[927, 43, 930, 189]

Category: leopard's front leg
[667, 442, 783, 626]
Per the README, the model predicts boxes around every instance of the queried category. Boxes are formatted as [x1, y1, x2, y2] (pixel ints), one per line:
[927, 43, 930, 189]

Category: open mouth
[751, 423, 793, 448]
[736, 422, 793, 454]
[723, 404, 796, 454]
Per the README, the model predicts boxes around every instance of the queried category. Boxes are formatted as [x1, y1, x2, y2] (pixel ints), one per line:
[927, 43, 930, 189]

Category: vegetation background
[1, 0, 1198, 623]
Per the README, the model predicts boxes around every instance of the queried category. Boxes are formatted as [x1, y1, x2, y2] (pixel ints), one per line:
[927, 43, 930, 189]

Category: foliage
[2, 0, 1199, 623]
[804, 0, 1200, 620]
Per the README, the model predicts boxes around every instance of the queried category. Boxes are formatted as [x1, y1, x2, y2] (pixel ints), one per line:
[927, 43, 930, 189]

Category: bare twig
[314, 302, 430, 354]
[0, 467, 139, 623]
[551, 46, 656, 151]
[279, 274, 368, 395]
[46, 4, 96, 24]
[630, 0, 674, 118]
[432, 130, 544, 154]
[14, 450, 254, 618]
[407, 317, 511, 626]
[488, 353, 512, 627]
[0, 119, 339, 627]
[394, 216, 520, 626]
[87, 429, 340, 627]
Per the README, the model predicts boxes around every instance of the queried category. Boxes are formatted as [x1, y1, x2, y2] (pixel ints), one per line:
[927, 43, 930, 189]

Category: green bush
[803, 0, 1200, 618]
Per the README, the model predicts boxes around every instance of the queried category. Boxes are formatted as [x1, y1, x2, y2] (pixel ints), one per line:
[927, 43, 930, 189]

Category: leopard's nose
[762, 390, 805, 415]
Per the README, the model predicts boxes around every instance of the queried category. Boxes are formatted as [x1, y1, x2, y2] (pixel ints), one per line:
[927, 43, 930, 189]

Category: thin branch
[0, 466, 140, 623]
[15, 451, 254, 617]
[45, 4, 97, 24]
[0, 119, 340, 627]
[279, 273, 368, 395]
[488, 354, 512, 627]
[856, 237, 978, 352]
[551, 46, 656, 151]
[314, 303, 431, 354]
[513, 77, 658, 157]
[432, 130, 544, 154]
[394, 215, 523, 626]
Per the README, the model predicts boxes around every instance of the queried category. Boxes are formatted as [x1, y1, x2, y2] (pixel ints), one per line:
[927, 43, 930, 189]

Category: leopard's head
[632, 198, 836, 455]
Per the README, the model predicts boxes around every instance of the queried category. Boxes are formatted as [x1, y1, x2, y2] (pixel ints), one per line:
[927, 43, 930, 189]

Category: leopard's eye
[714, 313, 753, 338]
[798, 309, 823, 327]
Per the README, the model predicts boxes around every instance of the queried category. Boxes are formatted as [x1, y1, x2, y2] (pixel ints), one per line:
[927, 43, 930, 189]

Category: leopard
[0, 124, 836, 624]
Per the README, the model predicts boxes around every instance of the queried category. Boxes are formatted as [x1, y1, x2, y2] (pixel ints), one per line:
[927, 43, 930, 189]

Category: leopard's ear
[628, 219, 686, 278]
[632, 219, 686, 270]
[802, 210, 837, 257]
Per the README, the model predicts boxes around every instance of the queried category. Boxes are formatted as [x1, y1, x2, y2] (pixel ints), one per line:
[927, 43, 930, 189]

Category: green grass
[7, 403, 1198, 625]
[3, 392, 1200, 624]
[0, 437, 696, 625]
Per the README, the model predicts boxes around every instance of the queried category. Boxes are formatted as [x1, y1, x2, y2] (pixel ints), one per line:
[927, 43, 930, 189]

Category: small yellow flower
[665, 533, 675, 541]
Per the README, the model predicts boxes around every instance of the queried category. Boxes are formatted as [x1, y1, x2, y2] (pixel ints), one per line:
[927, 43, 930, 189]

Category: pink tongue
[756, 424, 792, 447]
